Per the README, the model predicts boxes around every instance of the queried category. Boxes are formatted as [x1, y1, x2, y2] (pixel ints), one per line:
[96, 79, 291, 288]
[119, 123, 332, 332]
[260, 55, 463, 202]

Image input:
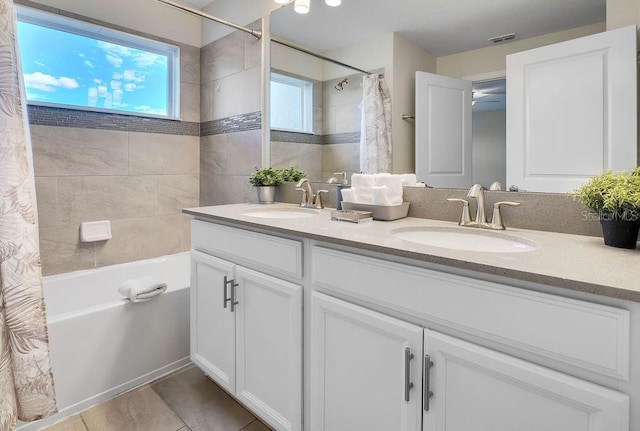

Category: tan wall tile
[201, 31, 244, 83]
[180, 82, 200, 123]
[226, 130, 262, 176]
[94, 214, 187, 267]
[129, 133, 199, 175]
[211, 66, 261, 120]
[58, 176, 158, 224]
[200, 81, 213, 123]
[39, 224, 95, 276]
[158, 175, 200, 214]
[200, 174, 244, 206]
[180, 44, 201, 85]
[35, 177, 58, 227]
[201, 134, 227, 177]
[244, 29, 261, 70]
[31, 126, 129, 177]
[323, 143, 352, 174]
[335, 103, 362, 134]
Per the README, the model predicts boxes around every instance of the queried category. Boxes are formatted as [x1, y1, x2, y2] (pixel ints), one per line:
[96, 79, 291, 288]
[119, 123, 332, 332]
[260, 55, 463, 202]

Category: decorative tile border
[323, 132, 361, 145]
[27, 105, 200, 136]
[201, 112, 262, 136]
[270, 130, 323, 145]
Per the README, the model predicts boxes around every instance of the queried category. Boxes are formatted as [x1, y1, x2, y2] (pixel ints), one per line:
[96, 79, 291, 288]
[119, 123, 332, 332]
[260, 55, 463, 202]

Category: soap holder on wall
[341, 202, 410, 221]
[80, 220, 112, 242]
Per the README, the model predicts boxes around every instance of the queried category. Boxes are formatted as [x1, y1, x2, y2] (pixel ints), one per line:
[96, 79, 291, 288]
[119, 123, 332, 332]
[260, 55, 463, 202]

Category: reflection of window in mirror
[270, 72, 313, 133]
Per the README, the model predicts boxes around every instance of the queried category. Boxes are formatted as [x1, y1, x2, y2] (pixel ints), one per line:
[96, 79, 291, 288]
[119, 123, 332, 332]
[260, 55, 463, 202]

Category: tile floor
[43, 365, 271, 431]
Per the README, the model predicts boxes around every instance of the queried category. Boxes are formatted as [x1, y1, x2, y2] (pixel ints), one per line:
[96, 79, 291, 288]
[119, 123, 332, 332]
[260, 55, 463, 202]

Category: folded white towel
[118, 276, 167, 303]
[372, 186, 393, 206]
[354, 190, 374, 204]
[350, 174, 376, 190]
[375, 175, 403, 205]
[400, 174, 417, 186]
[340, 188, 356, 203]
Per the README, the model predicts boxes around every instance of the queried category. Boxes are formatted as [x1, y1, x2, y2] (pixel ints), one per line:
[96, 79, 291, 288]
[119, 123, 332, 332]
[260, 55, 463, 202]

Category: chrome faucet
[448, 183, 521, 230]
[467, 184, 488, 227]
[296, 178, 314, 208]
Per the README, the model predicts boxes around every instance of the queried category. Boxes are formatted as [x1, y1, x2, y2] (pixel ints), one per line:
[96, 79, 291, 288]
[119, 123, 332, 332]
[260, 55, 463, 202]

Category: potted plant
[279, 165, 307, 183]
[571, 167, 640, 249]
[249, 167, 284, 204]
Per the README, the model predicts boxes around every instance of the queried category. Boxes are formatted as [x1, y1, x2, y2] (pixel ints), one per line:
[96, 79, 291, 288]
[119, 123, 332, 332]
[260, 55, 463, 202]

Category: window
[16, 6, 180, 119]
[270, 73, 313, 133]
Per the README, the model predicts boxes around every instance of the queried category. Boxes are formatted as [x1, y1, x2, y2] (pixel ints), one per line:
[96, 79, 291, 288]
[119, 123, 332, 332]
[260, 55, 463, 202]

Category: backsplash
[276, 182, 602, 237]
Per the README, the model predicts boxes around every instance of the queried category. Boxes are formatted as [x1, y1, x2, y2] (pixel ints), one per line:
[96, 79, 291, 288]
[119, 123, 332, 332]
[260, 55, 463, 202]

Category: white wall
[436, 22, 605, 79]
[472, 109, 506, 188]
[203, 0, 278, 46]
[271, 42, 324, 81]
[25, 0, 202, 47]
[323, 33, 394, 81]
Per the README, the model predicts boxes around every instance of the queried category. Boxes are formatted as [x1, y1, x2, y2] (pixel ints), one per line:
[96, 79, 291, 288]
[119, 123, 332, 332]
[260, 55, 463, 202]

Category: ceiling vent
[488, 33, 517, 44]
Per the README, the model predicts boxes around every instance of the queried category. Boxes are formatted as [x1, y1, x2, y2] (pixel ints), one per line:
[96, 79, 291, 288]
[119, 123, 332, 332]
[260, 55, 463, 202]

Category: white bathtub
[18, 253, 191, 430]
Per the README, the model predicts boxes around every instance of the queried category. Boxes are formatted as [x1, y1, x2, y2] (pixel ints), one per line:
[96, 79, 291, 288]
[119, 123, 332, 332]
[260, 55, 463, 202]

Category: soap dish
[341, 202, 410, 221]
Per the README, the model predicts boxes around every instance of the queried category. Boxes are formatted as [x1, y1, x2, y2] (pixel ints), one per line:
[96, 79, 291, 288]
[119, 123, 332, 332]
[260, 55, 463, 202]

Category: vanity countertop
[184, 203, 640, 302]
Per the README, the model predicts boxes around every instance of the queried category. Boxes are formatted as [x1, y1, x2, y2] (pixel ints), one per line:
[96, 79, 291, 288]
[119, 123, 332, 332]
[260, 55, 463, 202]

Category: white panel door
[190, 250, 236, 393]
[415, 71, 473, 188]
[310, 292, 423, 431]
[506, 26, 637, 192]
[235, 267, 302, 431]
[423, 329, 629, 431]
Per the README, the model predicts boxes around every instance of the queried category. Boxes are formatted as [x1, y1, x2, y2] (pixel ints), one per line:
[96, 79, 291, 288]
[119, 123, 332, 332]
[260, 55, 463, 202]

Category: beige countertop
[184, 203, 640, 302]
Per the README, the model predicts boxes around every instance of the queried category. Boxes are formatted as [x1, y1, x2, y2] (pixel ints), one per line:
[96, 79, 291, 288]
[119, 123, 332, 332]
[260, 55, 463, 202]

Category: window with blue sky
[16, 6, 179, 118]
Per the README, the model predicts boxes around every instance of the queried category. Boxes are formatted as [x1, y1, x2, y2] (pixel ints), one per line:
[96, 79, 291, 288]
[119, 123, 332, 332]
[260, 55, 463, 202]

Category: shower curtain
[0, 0, 57, 429]
[360, 74, 392, 173]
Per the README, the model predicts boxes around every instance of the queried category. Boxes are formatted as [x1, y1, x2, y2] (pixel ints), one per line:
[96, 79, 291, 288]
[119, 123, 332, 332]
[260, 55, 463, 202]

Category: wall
[17, 1, 201, 275]
[392, 34, 437, 174]
[436, 22, 606, 79]
[202, 0, 278, 46]
[24, 0, 201, 47]
[472, 109, 506, 187]
[200, 23, 263, 206]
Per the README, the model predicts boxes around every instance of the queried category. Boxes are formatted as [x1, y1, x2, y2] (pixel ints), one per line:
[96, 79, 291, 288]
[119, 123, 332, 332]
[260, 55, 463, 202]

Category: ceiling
[181, 0, 215, 9]
[270, 0, 606, 56]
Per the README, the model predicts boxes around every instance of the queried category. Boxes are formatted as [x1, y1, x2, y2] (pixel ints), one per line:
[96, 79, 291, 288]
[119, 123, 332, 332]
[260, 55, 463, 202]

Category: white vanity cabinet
[190, 220, 303, 431]
[311, 246, 631, 431]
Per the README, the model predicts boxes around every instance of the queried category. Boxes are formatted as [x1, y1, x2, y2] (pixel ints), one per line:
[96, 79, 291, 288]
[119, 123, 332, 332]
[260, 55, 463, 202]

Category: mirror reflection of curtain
[0, 0, 57, 428]
[360, 74, 392, 173]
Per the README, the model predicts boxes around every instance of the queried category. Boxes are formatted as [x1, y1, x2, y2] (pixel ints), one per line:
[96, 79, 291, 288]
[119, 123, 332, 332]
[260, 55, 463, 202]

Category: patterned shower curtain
[0, 0, 57, 429]
[360, 74, 392, 173]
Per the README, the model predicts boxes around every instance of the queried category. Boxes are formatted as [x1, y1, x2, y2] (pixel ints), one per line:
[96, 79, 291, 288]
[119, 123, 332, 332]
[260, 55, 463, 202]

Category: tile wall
[20, 1, 201, 275]
[200, 23, 263, 206]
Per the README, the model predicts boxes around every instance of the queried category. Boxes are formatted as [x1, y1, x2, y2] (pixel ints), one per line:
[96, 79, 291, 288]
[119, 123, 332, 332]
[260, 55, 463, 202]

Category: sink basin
[392, 227, 537, 253]
[242, 207, 320, 219]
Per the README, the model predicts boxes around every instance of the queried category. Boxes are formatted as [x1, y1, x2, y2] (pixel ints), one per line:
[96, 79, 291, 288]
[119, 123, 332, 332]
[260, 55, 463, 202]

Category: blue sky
[17, 21, 169, 116]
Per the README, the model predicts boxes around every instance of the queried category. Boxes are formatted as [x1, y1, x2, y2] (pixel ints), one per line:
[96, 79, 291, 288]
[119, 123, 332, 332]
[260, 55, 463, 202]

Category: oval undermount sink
[242, 207, 320, 219]
[392, 227, 537, 253]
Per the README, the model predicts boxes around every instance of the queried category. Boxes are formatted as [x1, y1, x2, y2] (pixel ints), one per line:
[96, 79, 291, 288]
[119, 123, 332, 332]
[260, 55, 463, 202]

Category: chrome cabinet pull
[229, 278, 239, 312]
[223, 276, 238, 311]
[424, 355, 434, 412]
[404, 347, 415, 402]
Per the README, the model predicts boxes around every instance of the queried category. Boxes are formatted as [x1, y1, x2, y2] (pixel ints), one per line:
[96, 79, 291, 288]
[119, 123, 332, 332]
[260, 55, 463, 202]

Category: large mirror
[268, 0, 607, 190]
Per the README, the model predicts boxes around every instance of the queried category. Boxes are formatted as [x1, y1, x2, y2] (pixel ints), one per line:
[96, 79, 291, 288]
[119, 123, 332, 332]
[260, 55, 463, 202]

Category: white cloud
[124, 83, 137, 92]
[98, 85, 108, 98]
[87, 87, 98, 106]
[96, 40, 165, 70]
[24, 72, 79, 93]
[106, 54, 123, 68]
[84, 60, 95, 69]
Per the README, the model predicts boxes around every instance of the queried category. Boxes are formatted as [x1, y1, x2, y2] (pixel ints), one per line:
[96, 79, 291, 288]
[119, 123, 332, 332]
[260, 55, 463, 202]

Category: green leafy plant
[571, 168, 640, 221]
[249, 167, 284, 187]
[279, 165, 307, 182]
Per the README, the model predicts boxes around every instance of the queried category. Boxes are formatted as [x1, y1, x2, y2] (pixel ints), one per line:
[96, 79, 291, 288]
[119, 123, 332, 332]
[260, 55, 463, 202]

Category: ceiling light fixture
[274, 0, 290, 4]
[294, 0, 310, 14]
[325, 0, 341, 6]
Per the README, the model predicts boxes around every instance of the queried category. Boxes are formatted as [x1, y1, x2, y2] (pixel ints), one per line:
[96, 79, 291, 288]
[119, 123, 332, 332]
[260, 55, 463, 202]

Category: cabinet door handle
[229, 279, 239, 313]
[404, 347, 415, 402]
[423, 355, 434, 412]
[223, 275, 238, 311]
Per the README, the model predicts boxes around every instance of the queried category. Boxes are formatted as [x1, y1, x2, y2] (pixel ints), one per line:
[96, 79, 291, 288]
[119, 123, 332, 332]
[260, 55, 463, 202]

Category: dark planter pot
[600, 219, 640, 249]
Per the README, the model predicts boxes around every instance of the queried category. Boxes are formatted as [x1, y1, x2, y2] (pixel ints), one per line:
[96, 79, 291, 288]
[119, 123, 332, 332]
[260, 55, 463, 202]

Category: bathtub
[17, 252, 191, 430]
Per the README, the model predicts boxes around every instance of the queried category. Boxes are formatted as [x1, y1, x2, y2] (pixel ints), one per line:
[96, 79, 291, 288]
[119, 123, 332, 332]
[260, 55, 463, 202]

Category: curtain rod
[153, 0, 262, 39]
[272, 37, 371, 75]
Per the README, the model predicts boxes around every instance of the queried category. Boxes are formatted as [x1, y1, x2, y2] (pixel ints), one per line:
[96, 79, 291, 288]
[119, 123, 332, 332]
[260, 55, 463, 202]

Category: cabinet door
[235, 267, 302, 431]
[310, 292, 423, 431]
[506, 26, 636, 192]
[423, 329, 629, 431]
[190, 250, 236, 393]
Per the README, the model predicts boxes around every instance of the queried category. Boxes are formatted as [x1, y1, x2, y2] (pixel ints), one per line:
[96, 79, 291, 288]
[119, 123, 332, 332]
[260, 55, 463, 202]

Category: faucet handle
[447, 198, 472, 226]
[315, 190, 329, 209]
[296, 187, 308, 208]
[489, 201, 521, 230]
